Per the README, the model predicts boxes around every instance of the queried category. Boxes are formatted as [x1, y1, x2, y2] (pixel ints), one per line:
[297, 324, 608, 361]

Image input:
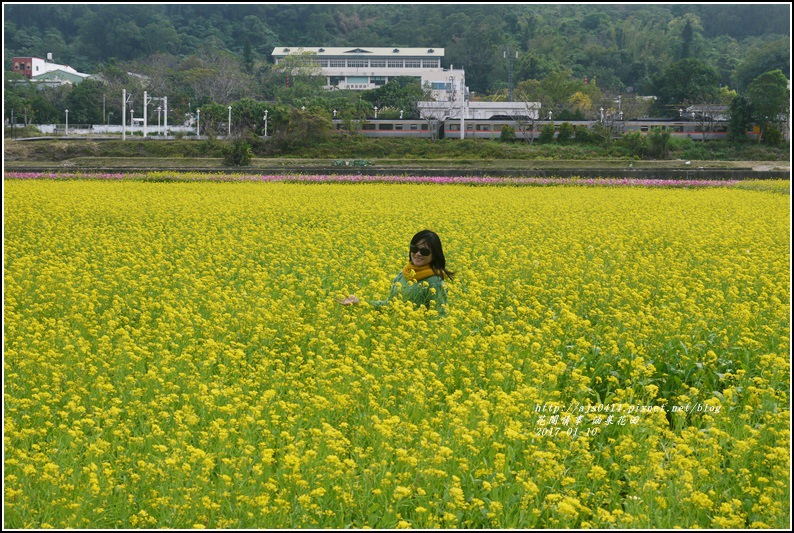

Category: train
[332, 117, 762, 141]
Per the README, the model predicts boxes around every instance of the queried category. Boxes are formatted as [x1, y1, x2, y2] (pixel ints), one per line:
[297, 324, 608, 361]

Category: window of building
[370, 60, 386, 68]
[431, 82, 450, 91]
[388, 60, 403, 68]
[371, 76, 387, 86]
[422, 60, 439, 68]
[14, 63, 19, 70]
[318, 60, 328, 67]
[347, 76, 368, 85]
[329, 76, 345, 87]
[329, 60, 345, 68]
[348, 60, 367, 68]
[405, 59, 421, 68]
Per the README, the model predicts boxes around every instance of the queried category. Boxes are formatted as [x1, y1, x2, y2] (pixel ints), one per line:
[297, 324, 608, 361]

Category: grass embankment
[4, 135, 790, 171]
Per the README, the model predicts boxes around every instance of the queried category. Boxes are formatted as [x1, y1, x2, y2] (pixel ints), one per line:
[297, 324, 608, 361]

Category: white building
[271, 47, 466, 102]
[11, 53, 90, 83]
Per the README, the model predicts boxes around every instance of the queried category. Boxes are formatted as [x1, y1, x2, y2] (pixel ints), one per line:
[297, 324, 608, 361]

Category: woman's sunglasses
[410, 245, 432, 256]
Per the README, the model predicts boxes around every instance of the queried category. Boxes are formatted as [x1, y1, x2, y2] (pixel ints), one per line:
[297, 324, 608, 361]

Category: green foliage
[652, 58, 720, 112]
[538, 123, 555, 144]
[556, 122, 575, 144]
[269, 108, 333, 152]
[646, 127, 672, 159]
[746, 69, 789, 144]
[222, 139, 253, 166]
[615, 131, 647, 158]
[727, 95, 754, 143]
[361, 77, 427, 118]
[499, 125, 516, 142]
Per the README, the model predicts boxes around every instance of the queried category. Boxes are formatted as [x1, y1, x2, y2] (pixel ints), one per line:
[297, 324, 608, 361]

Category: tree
[652, 58, 720, 114]
[417, 101, 455, 141]
[272, 107, 333, 151]
[727, 95, 754, 142]
[65, 78, 106, 124]
[745, 69, 789, 144]
[362, 77, 429, 118]
[733, 39, 790, 92]
[647, 126, 672, 159]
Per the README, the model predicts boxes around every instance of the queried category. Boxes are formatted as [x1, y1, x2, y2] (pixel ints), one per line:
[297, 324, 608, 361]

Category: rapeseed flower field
[4, 177, 790, 528]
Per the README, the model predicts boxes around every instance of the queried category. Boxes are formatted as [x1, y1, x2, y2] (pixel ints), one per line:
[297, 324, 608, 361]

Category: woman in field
[340, 229, 453, 317]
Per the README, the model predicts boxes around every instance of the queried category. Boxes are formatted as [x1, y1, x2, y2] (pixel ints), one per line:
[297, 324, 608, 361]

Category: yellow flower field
[3, 179, 790, 528]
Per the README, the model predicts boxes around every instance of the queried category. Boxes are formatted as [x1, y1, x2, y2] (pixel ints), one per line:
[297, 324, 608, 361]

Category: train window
[476, 124, 491, 131]
[466, 124, 474, 131]
[449, 124, 460, 131]
[640, 126, 649, 132]
[395, 124, 404, 130]
[363, 124, 376, 130]
[410, 124, 419, 131]
[379, 124, 394, 130]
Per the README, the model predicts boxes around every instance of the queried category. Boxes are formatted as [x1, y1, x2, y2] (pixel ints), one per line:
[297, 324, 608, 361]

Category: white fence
[31, 124, 197, 136]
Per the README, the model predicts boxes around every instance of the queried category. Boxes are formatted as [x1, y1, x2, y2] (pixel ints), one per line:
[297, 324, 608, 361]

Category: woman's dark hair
[409, 229, 455, 280]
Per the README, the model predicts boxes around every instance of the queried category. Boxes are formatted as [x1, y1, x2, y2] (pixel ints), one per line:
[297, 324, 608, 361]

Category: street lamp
[679, 108, 683, 117]
[400, 109, 404, 119]
[65, 109, 69, 136]
[263, 110, 268, 138]
[196, 108, 200, 138]
[600, 107, 604, 122]
[619, 111, 624, 121]
[157, 106, 162, 136]
[548, 111, 552, 121]
[333, 109, 337, 118]
[228, 105, 232, 137]
[374, 106, 378, 118]
[130, 107, 134, 132]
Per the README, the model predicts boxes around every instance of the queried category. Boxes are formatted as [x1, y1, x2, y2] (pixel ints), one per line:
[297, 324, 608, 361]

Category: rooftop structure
[11, 54, 90, 84]
[272, 46, 466, 102]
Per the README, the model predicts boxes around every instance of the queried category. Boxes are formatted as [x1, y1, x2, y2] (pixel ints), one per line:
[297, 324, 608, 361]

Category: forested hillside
[4, 4, 789, 93]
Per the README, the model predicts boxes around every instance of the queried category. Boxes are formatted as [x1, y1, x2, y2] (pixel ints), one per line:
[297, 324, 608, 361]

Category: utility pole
[122, 89, 132, 141]
[163, 96, 168, 138]
[143, 91, 151, 138]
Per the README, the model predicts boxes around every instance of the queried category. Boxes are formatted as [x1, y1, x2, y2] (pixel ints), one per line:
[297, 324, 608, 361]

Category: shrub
[646, 127, 672, 159]
[222, 139, 253, 166]
[616, 131, 647, 158]
[538, 123, 555, 144]
[556, 122, 575, 144]
[500, 125, 516, 142]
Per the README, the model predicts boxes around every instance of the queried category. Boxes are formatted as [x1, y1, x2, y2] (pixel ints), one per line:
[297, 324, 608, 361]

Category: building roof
[272, 47, 444, 57]
[33, 69, 91, 84]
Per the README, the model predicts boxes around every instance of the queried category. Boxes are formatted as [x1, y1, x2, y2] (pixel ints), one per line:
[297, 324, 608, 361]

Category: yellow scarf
[403, 262, 441, 281]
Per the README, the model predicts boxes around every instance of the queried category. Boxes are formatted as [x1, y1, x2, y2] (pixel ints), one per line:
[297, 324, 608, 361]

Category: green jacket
[369, 272, 448, 316]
